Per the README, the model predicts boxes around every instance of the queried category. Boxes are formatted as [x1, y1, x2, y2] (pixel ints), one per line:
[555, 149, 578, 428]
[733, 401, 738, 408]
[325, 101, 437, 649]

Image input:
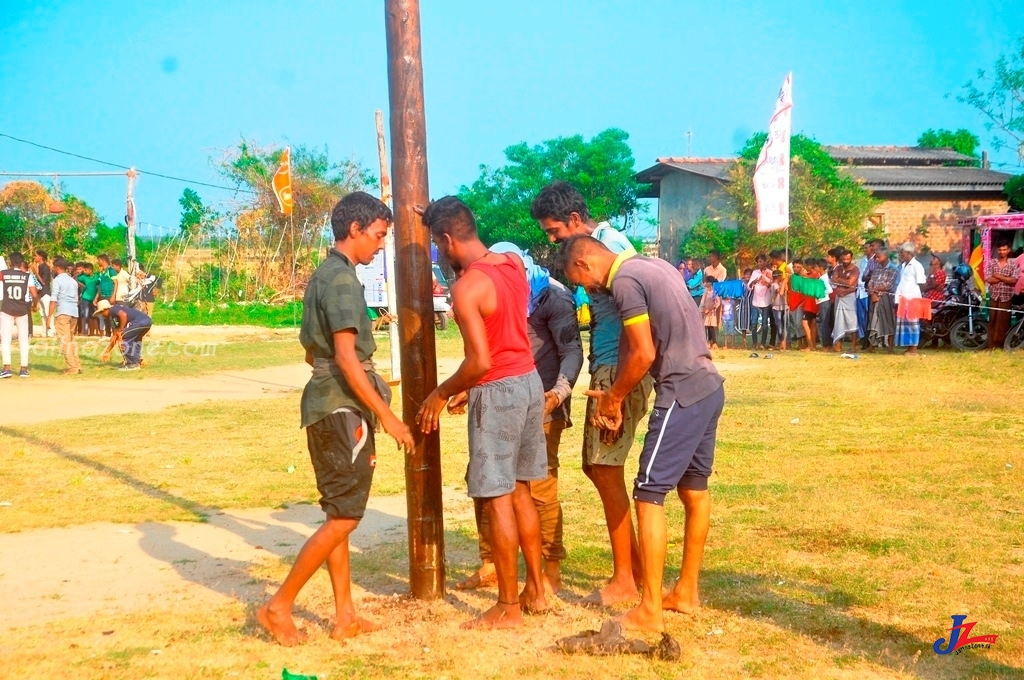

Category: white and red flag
[753, 73, 792, 233]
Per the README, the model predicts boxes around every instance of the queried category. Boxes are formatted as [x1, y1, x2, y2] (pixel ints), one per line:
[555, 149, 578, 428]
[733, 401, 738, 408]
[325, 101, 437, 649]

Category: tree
[0, 180, 101, 257]
[212, 141, 374, 298]
[457, 128, 648, 257]
[958, 37, 1024, 164]
[678, 217, 736, 270]
[721, 133, 880, 263]
[1006, 174, 1024, 211]
[178, 188, 218, 237]
[917, 128, 981, 166]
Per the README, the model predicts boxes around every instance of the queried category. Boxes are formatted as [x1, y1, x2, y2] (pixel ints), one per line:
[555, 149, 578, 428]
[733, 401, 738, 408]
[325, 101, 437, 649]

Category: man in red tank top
[416, 197, 549, 629]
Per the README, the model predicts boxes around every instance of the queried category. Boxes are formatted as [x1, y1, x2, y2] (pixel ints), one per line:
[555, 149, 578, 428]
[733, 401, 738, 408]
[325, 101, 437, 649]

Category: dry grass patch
[1, 348, 1023, 677]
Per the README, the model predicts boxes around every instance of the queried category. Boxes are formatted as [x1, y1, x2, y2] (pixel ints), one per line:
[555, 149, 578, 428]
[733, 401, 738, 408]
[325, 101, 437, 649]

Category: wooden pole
[384, 0, 445, 599]
[376, 109, 402, 382]
[126, 168, 139, 276]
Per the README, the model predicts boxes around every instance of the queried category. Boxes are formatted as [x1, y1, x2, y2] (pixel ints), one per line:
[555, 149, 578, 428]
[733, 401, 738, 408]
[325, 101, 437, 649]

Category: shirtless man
[258, 192, 414, 646]
[559, 235, 725, 632]
[416, 197, 549, 629]
[531, 180, 653, 605]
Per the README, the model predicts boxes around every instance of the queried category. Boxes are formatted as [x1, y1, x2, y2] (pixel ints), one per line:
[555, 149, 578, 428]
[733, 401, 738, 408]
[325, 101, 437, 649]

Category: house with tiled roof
[637, 146, 1012, 261]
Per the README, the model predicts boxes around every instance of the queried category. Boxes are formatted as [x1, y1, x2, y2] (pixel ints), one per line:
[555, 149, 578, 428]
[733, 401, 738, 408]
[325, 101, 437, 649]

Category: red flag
[272, 147, 294, 215]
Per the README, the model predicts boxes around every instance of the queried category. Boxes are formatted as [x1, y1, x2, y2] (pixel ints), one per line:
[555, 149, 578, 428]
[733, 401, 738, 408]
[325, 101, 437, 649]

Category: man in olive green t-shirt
[257, 191, 413, 648]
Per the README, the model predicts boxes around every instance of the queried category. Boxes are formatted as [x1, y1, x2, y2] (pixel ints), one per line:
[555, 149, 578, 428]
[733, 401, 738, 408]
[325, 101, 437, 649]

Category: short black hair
[8, 251, 24, 268]
[869, 238, 885, 247]
[709, 249, 722, 259]
[98, 253, 110, 263]
[420, 196, 478, 241]
[53, 256, 70, 270]
[931, 254, 944, 265]
[555, 234, 609, 273]
[768, 249, 782, 260]
[330, 191, 393, 241]
[112, 258, 123, 267]
[35, 249, 48, 261]
[756, 253, 767, 262]
[530, 181, 590, 223]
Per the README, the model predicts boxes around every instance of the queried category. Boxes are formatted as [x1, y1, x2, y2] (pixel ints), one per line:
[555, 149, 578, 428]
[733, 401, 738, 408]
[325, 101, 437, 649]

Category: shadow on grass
[0, 426, 410, 637]
[704, 569, 1020, 678]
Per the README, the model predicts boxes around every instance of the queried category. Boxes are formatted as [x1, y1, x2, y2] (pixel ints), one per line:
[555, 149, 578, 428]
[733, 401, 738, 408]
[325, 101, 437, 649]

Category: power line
[0, 132, 254, 193]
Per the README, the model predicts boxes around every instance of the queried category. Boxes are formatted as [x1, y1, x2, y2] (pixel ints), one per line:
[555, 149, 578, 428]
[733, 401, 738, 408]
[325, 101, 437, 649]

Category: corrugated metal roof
[636, 158, 732, 197]
[844, 166, 1011, 192]
[825, 145, 975, 165]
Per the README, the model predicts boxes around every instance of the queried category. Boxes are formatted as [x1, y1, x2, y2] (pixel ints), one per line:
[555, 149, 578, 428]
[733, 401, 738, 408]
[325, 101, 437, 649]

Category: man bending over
[417, 197, 548, 629]
[531, 180, 653, 606]
[561, 236, 725, 632]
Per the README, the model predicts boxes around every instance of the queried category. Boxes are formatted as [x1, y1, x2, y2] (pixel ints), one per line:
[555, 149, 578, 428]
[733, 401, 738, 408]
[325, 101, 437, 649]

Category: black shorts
[633, 385, 725, 505]
[306, 409, 376, 519]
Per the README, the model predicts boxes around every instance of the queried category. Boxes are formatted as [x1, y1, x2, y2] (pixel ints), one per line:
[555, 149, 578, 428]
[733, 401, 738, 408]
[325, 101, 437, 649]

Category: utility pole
[686, 130, 692, 157]
[384, 0, 445, 599]
[126, 168, 139, 276]
[375, 110, 402, 383]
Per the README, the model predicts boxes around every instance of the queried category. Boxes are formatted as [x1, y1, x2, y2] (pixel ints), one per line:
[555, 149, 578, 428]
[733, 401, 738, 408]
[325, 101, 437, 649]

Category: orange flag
[272, 147, 294, 215]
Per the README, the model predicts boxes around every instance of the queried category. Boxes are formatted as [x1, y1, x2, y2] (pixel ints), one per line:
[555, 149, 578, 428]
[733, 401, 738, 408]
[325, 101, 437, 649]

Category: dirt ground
[0, 488, 475, 632]
[1, 327, 773, 673]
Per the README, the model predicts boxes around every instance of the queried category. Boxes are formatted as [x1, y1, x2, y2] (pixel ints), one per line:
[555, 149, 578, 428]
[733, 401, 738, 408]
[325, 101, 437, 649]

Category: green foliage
[1006, 174, 1024, 211]
[158, 300, 304, 327]
[724, 133, 880, 262]
[916, 128, 981, 166]
[957, 37, 1024, 160]
[178, 188, 218, 236]
[679, 217, 737, 270]
[457, 128, 648, 257]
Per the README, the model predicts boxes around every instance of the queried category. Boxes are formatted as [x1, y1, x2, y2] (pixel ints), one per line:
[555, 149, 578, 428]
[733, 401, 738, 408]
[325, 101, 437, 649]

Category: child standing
[700, 279, 722, 349]
[736, 267, 753, 350]
[770, 270, 785, 349]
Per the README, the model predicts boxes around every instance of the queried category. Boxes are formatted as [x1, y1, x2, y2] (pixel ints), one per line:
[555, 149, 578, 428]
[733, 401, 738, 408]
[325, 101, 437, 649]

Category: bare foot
[544, 563, 562, 595]
[330, 615, 381, 641]
[257, 602, 306, 647]
[460, 602, 523, 630]
[617, 604, 665, 632]
[456, 563, 497, 590]
[520, 580, 551, 614]
[662, 589, 700, 615]
[581, 581, 639, 607]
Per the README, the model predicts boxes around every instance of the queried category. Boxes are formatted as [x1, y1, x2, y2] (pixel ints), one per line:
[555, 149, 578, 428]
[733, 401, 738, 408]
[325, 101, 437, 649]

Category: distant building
[637, 146, 1012, 260]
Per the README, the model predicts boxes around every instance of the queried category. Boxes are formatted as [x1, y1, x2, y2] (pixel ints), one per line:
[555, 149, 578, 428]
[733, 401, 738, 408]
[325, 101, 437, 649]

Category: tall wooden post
[125, 168, 139, 276]
[385, 0, 445, 599]
[375, 110, 402, 382]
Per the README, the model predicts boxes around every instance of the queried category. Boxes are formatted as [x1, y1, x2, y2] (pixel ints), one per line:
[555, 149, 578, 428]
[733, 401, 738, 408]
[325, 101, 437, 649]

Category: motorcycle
[1003, 298, 1024, 351]
[920, 264, 986, 350]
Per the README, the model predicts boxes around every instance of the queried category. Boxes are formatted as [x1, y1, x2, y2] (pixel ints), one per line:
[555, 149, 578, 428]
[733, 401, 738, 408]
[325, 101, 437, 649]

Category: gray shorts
[467, 370, 547, 498]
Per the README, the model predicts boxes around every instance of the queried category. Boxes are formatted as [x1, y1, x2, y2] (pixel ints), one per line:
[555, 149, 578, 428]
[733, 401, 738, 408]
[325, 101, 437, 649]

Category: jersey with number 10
[1, 269, 33, 317]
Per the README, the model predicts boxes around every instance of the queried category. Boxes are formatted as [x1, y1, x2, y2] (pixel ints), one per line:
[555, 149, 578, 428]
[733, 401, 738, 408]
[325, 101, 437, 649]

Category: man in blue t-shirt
[531, 181, 653, 606]
[95, 299, 151, 370]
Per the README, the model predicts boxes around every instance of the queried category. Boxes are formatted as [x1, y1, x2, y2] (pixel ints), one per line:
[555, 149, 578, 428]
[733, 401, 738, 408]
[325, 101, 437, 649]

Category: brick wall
[873, 197, 1008, 255]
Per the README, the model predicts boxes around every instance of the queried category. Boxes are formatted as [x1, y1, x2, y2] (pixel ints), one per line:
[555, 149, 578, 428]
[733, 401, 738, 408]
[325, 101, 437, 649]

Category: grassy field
[156, 301, 304, 328]
[1, 348, 1022, 678]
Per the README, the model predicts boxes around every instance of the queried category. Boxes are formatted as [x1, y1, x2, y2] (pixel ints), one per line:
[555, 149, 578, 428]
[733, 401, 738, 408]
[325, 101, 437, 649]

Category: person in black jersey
[95, 299, 152, 370]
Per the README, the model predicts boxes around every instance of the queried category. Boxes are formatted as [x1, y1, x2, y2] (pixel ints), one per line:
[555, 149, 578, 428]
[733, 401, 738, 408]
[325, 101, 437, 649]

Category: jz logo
[933, 615, 998, 655]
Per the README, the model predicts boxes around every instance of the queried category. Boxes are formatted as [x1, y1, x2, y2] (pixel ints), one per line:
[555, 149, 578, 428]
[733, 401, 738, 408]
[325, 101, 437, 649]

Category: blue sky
[1, 1, 1021, 239]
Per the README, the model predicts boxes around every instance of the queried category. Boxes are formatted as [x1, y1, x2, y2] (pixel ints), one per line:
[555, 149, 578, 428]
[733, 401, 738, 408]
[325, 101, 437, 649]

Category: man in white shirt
[112, 258, 132, 303]
[895, 242, 927, 355]
[746, 254, 773, 349]
[703, 250, 727, 283]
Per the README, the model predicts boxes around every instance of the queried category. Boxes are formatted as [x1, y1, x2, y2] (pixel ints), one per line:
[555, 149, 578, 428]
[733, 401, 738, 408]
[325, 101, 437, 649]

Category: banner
[753, 73, 792, 233]
[272, 147, 294, 215]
